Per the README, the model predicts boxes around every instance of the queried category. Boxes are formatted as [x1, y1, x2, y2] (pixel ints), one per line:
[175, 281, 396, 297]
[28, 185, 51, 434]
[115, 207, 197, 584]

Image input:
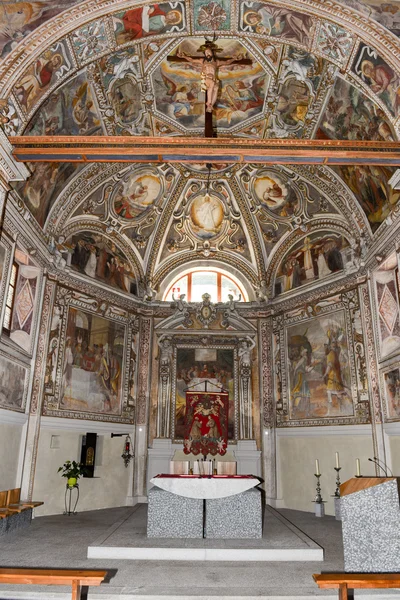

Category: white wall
[276, 426, 377, 515]
[33, 423, 134, 516]
[0, 418, 24, 490]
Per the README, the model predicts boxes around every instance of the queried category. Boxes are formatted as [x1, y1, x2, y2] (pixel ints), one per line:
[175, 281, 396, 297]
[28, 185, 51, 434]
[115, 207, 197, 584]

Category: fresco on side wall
[60, 307, 125, 415]
[374, 271, 400, 359]
[24, 72, 102, 136]
[238, 1, 314, 45]
[174, 347, 235, 439]
[112, 2, 186, 44]
[69, 232, 137, 295]
[13, 162, 82, 227]
[352, 44, 399, 117]
[286, 310, 354, 420]
[276, 232, 349, 294]
[383, 366, 400, 419]
[0, 355, 28, 411]
[317, 77, 395, 141]
[0, 245, 5, 283]
[10, 264, 39, 352]
[334, 165, 400, 232]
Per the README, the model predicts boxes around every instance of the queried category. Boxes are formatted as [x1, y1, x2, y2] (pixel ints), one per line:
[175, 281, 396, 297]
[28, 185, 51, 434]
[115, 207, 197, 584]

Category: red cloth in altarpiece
[184, 390, 228, 456]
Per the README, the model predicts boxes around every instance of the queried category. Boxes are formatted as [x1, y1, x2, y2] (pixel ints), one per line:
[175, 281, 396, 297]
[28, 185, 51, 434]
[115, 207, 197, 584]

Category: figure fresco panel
[334, 165, 400, 232]
[175, 347, 235, 440]
[13, 162, 82, 227]
[0, 355, 27, 411]
[24, 72, 102, 136]
[0, 0, 84, 58]
[287, 311, 354, 420]
[352, 44, 400, 117]
[375, 274, 400, 359]
[253, 170, 299, 216]
[113, 170, 162, 219]
[189, 194, 224, 239]
[239, 1, 314, 45]
[275, 77, 311, 128]
[383, 366, 400, 419]
[60, 307, 125, 415]
[276, 232, 348, 294]
[153, 38, 267, 131]
[68, 232, 137, 295]
[112, 2, 185, 45]
[317, 77, 395, 141]
[339, 0, 400, 39]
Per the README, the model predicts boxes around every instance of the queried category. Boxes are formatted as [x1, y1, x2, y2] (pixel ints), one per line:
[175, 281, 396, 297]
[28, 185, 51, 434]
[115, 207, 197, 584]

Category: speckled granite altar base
[205, 488, 262, 539]
[147, 487, 203, 538]
[341, 479, 400, 572]
[0, 509, 32, 536]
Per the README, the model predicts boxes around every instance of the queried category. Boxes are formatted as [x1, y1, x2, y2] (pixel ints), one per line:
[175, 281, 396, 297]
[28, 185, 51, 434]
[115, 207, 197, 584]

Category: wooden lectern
[340, 477, 400, 572]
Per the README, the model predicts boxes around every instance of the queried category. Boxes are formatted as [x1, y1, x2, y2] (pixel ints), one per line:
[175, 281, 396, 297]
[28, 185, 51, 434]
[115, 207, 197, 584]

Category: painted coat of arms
[184, 383, 228, 456]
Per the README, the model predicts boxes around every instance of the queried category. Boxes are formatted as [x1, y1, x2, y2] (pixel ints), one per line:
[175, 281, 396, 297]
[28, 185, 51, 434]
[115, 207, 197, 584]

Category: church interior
[1, 0, 400, 597]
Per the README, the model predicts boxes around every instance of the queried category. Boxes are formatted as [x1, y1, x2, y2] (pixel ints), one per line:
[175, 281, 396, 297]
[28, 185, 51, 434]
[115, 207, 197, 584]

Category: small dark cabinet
[81, 432, 97, 477]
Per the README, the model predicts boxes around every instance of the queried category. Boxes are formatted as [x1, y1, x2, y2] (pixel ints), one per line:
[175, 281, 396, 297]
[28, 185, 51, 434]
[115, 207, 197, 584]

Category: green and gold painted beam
[10, 136, 400, 166]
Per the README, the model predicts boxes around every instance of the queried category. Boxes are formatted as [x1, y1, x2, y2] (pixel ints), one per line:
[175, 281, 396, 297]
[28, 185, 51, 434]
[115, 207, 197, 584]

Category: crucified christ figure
[169, 39, 252, 115]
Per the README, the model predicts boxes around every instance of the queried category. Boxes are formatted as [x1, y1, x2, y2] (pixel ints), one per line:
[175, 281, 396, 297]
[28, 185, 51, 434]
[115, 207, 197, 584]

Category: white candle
[335, 452, 340, 469]
[356, 458, 361, 477]
[315, 459, 320, 476]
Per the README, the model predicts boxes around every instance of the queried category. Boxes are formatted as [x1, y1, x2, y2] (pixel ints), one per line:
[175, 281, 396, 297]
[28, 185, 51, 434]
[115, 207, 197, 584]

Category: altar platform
[87, 504, 323, 562]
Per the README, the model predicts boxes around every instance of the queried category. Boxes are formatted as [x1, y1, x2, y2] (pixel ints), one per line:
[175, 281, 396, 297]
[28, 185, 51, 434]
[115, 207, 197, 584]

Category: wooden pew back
[6, 489, 21, 505]
[0, 491, 7, 509]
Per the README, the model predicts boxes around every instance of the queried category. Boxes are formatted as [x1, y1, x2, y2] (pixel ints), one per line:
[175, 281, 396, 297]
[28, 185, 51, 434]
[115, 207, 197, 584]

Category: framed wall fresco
[171, 343, 238, 440]
[10, 261, 41, 354]
[272, 289, 370, 427]
[0, 351, 29, 412]
[42, 285, 136, 423]
[0, 235, 13, 333]
[381, 362, 400, 422]
[373, 261, 400, 362]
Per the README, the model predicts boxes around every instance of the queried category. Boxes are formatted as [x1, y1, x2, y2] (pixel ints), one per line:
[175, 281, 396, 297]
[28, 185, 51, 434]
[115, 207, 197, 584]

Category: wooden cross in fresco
[167, 38, 252, 138]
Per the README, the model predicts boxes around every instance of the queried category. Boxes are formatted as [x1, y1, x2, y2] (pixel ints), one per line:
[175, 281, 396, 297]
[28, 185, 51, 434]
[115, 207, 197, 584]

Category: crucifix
[167, 37, 252, 138]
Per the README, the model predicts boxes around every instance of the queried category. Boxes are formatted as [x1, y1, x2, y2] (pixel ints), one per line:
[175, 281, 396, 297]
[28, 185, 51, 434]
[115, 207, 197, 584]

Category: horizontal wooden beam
[10, 136, 400, 166]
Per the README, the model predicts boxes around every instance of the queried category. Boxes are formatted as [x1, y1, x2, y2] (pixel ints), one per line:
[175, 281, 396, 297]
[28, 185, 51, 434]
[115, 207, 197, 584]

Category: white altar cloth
[150, 475, 260, 499]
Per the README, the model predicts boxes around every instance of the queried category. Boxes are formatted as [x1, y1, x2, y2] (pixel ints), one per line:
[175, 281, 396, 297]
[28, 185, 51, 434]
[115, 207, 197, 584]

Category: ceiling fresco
[2, 0, 400, 302]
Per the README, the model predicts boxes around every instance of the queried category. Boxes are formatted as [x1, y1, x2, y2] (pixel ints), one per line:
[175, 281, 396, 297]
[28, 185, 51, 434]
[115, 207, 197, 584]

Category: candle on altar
[356, 458, 361, 477]
[335, 452, 340, 469]
[315, 459, 320, 476]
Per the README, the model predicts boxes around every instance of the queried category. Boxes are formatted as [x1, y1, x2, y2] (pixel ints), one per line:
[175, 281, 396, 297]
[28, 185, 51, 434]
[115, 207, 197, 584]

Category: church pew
[6, 488, 43, 512]
[0, 491, 11, 516]
[313, 573, 400, 600]
[0, 568, 108, 600]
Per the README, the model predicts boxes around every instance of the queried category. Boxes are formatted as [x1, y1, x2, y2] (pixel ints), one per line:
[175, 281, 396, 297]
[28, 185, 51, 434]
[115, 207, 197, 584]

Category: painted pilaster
[260, 317, 277, 504]
[133, 315, 152, 500]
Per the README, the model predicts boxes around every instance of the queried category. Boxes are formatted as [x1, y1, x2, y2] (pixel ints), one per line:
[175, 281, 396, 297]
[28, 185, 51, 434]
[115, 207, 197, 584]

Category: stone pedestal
[147, 487, 203, 538]
[334, 496, 341, 521]
[147, 439, 173, 492]
[341, 478, 400, 572]
[234, 440, 261, 476]
[0, 509, 32, 536]
[205, 488, 262, 539]
[314, 502, 325, 518]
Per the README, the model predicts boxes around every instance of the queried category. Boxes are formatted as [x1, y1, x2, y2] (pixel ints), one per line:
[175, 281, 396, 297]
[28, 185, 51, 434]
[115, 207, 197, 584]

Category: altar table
[147, 475, 262, 539]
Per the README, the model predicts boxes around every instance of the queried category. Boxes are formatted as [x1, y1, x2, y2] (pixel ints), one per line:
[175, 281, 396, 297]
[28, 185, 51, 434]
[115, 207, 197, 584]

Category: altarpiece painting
[172, 346, 237, 440]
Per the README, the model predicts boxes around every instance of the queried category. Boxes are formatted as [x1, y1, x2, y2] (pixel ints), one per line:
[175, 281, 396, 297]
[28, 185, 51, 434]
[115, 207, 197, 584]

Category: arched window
[163, 269, 247, 302]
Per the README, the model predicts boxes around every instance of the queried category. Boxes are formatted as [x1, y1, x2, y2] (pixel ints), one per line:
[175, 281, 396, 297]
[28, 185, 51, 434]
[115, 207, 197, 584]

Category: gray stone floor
[0, 505, 398, 599]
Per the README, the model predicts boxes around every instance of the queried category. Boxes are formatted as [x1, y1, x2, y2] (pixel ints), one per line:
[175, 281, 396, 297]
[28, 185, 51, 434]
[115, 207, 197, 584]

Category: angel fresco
[113, 171, 161, 219]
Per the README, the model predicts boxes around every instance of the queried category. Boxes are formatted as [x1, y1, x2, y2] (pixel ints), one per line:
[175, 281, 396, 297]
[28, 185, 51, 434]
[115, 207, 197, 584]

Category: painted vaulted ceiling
[1, 0, 400, 301]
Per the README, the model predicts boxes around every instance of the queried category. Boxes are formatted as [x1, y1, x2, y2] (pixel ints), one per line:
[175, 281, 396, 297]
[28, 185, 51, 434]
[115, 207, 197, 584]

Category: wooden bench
[314, 573, 400, 600]
[6, 488, 44, 512]
[0, 568, 108, 600]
